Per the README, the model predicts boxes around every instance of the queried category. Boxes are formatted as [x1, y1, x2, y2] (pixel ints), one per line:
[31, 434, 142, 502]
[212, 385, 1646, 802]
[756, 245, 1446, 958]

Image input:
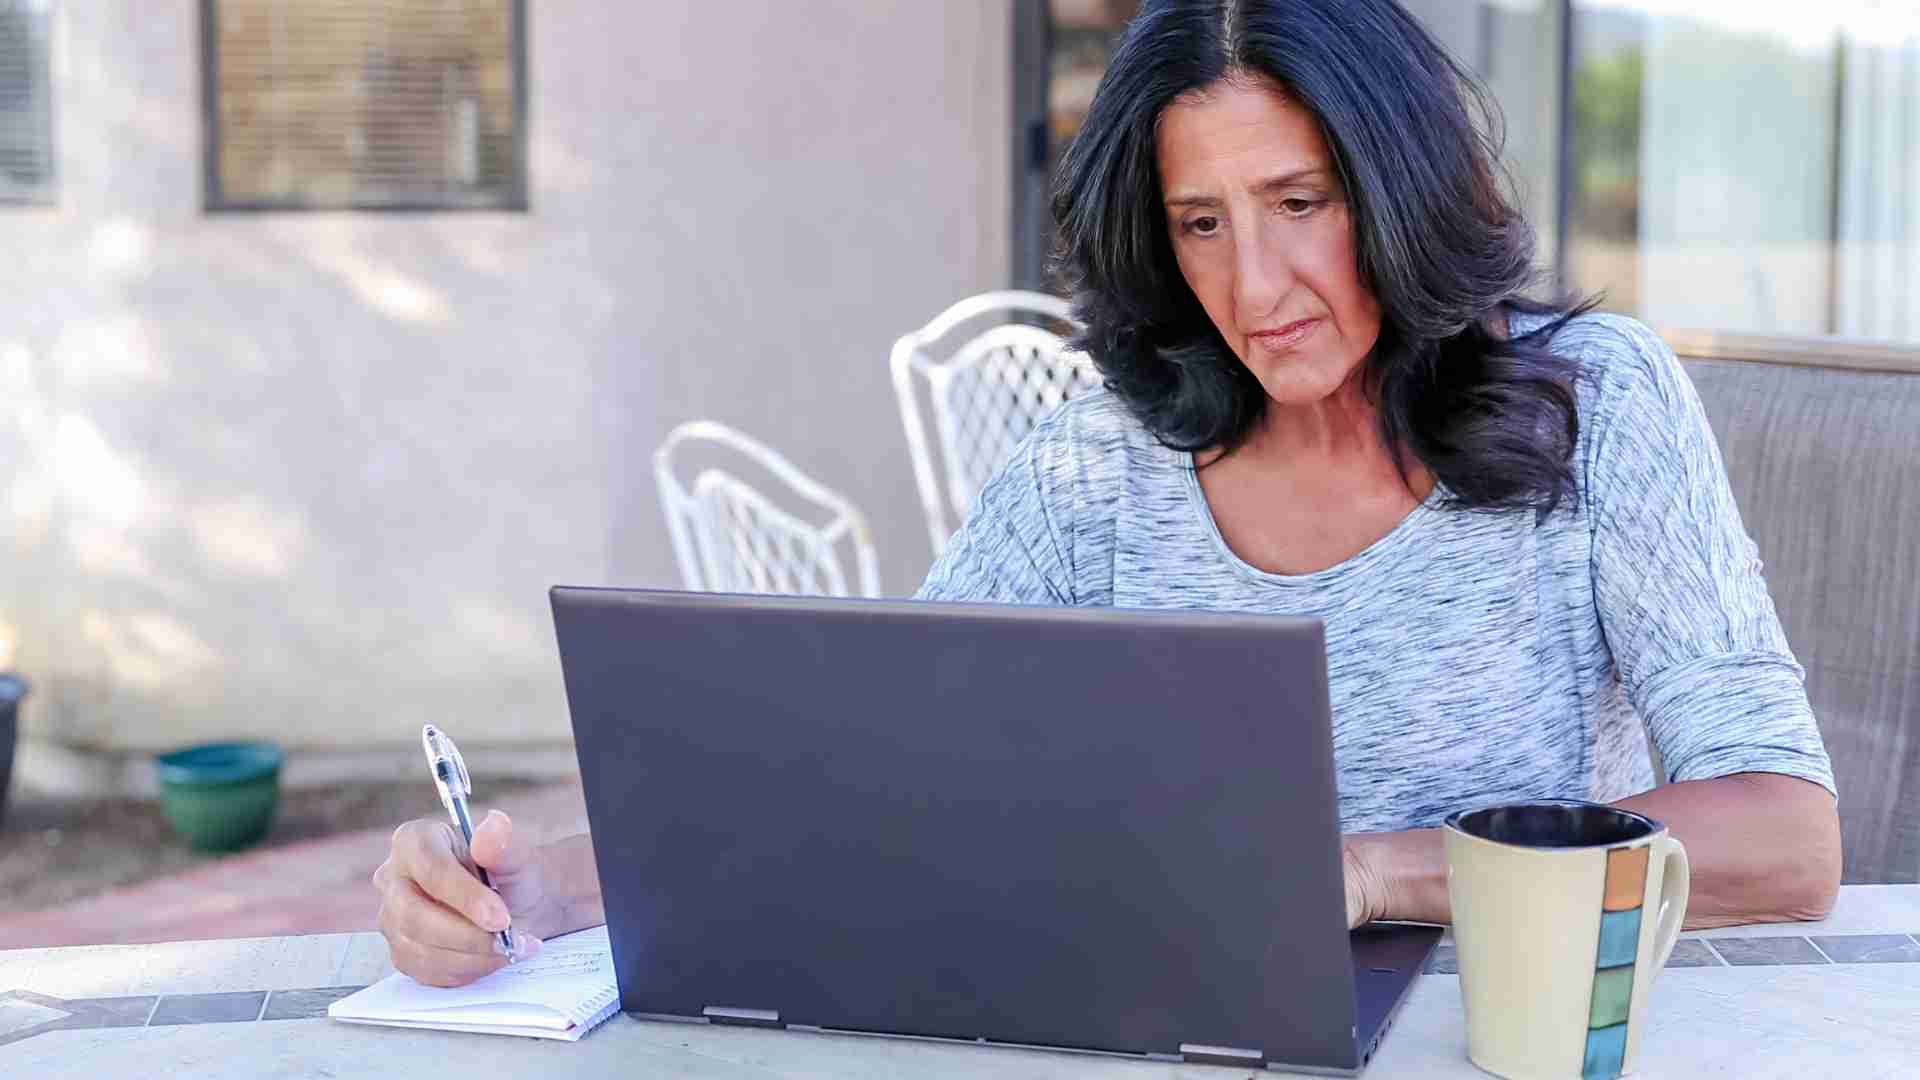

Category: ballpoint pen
[422, 723, 517, 960]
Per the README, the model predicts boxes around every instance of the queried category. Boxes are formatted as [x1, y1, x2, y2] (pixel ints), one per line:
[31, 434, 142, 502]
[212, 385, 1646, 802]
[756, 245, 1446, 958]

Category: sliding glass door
[1014, 0, 1920, 346]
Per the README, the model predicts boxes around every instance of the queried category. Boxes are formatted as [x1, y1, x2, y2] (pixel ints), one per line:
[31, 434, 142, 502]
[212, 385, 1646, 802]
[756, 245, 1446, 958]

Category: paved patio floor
[0, 782, 588, 950]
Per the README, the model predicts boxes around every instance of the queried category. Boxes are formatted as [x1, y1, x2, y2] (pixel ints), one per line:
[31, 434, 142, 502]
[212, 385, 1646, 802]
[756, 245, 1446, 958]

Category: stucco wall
[2, 1, 1011, 772]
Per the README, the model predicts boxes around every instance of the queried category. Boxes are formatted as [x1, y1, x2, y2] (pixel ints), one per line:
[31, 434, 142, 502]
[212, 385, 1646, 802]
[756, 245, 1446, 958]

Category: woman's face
[1155, 75, 1382, 409]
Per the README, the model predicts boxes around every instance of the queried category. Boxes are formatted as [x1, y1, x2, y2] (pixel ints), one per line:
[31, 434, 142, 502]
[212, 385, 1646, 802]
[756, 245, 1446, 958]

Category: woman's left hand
[1342, 839, 1384, 928]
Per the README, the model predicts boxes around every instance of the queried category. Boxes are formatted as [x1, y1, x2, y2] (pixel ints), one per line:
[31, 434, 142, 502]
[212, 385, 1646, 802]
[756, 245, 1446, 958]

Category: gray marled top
[915, 310, 1835, 833]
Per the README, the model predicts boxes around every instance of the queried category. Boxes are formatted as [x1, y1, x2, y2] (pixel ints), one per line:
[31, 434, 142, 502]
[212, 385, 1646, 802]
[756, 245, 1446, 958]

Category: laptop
[549, 587, 1441, 1073]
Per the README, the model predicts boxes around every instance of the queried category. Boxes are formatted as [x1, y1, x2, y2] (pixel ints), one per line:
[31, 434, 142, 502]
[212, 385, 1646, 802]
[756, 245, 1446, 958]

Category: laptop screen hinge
[1180, 1042, 1265, 1067]
[703, 1005, 782, 1028]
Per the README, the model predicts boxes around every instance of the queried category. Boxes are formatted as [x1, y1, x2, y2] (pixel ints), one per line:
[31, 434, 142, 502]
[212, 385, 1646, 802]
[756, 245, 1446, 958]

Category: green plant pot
[154, 741, 284, 853]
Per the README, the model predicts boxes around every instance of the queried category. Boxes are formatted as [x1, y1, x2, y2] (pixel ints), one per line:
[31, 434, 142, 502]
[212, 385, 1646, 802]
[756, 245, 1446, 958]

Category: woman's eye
[1280, 199, 1316, 217]
[1185, 215, 1219, 237]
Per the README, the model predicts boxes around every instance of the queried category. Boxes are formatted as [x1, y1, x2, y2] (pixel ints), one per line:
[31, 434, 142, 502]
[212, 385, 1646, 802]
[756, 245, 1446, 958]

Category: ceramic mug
[1443, 800, 1690, 1080]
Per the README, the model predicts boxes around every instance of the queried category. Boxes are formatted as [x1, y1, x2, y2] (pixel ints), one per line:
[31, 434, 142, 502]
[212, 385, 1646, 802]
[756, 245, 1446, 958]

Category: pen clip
[421, 723, 471, 810]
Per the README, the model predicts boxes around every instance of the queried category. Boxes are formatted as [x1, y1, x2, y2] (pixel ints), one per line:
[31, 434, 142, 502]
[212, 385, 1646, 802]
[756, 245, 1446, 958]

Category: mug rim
[1442, 798, 1666, 851]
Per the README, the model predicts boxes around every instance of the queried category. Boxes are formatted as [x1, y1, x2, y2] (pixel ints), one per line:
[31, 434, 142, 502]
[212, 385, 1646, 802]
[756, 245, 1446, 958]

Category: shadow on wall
[2, 0, 1017, 763]
[0, 121, 625, 757]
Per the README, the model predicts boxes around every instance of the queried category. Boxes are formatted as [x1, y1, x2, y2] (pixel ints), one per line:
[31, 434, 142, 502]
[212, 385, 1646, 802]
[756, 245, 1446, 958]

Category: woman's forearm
[1613, 772, 1839, 927]
[1348, 772, 1841, 929]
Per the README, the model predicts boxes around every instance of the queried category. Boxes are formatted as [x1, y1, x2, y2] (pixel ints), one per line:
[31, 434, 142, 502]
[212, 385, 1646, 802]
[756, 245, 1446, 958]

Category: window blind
[0, 0, 54, 204]
[207, 0, 524, 210]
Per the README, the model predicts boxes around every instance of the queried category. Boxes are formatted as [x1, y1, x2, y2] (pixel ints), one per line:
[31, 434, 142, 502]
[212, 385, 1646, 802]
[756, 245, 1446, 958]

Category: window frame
[0, 0, 57, 207]
[199, 0, 530, 213]
[1010, 0, 1051, 291]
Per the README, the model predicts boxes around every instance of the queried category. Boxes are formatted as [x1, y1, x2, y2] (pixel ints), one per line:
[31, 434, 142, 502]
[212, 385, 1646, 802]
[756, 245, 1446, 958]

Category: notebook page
[330, 924, 614, 1029]
[479, 924, 615, 1021]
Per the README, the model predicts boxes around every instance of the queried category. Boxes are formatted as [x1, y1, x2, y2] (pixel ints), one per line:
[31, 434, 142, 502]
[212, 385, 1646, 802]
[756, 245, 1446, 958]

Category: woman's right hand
[373, 809, 550, 987]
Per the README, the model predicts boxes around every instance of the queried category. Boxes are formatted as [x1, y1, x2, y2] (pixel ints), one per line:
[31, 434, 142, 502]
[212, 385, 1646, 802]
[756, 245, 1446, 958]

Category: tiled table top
[3, 885, 1917, 1076]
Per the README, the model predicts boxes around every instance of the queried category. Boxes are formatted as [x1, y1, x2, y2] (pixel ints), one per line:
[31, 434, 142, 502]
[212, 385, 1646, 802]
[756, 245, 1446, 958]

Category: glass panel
[1479, 0, 1566, 280]
[1833, 15, 1920, 343]
[211, 0, 523, 210]
[1564, 5, 1645, 316]
[1406, 0, 1565, 287]
[1567, 1, 1920, 345]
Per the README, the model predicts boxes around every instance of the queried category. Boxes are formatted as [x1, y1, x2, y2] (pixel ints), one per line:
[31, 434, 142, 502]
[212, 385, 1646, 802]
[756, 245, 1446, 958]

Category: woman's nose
[1232, 232, 1290, 326]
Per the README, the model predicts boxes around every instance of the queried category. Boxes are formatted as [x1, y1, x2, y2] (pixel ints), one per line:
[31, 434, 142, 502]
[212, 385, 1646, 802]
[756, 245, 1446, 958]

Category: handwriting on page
[496, 926, 612, 979]
[498, 950, 605, 978]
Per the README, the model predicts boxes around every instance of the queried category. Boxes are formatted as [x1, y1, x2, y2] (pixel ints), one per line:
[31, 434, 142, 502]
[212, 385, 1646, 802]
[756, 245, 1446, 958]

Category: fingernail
[485, 901, 510, 932]
[517, 932, 542, 960]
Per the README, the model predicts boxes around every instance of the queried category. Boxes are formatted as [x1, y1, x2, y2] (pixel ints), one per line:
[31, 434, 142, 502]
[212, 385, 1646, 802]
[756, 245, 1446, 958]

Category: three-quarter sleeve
[913, 416, 1077, 606]
[1583, 319, 1836, 794]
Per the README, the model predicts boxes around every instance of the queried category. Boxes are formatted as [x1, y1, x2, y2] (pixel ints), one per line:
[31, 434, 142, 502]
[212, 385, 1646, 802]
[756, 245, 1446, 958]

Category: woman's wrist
[1347, 828, 1451, 925]
[530, 833, 605, 939]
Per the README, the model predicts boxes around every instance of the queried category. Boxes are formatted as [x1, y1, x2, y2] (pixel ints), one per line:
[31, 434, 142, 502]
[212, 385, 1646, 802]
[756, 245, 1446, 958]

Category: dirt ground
[0, 779, 548, 912]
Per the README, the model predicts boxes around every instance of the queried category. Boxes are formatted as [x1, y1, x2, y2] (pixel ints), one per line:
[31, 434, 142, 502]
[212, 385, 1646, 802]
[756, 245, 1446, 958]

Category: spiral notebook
[328, 924, 618, 1041]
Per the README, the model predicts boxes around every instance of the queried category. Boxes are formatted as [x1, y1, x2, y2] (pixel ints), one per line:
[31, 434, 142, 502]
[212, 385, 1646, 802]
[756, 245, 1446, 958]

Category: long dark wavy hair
[1051, 0, 1600, 513]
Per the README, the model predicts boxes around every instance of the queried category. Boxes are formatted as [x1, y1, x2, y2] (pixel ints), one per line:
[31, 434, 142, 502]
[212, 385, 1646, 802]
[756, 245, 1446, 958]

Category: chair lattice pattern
[691, 469, 853, 598]
[928, 324, 1101, 518]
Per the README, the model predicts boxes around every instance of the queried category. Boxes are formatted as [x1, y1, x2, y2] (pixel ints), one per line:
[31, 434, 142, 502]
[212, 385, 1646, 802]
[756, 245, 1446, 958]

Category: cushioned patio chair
[1670, 330, 1920, 884]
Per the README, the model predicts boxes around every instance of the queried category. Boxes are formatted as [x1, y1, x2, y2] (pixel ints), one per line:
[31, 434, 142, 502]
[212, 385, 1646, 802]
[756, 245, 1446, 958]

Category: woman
[372, 0, 1839, 987]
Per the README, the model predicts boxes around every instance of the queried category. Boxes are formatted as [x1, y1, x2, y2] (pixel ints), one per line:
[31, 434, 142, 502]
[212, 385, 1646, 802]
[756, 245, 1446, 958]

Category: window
[203, 0, 526, 210]
[1564, 1, 1920, 344]
[1015, 1, 1920, 348]
[0, 0, 54, 205]
[1012, 1, 1140, 290]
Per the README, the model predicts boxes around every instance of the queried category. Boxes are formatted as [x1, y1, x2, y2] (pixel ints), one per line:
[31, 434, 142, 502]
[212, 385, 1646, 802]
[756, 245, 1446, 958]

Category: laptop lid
[551, 587, 1425, 1072]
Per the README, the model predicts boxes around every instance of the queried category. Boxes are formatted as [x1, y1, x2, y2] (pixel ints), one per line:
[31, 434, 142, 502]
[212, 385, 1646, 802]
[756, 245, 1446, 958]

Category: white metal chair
[654, 420, 882, 599]
[890, 290, 1099, 559]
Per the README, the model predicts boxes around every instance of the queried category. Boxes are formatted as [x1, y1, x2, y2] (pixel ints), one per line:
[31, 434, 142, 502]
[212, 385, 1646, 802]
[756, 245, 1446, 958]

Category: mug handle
[1649, 835, 1691, 969]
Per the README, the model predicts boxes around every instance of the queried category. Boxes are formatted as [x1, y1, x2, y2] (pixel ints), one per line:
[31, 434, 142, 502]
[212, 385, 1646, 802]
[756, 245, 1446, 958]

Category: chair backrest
[1668, 330, 1920, 884]
[891, 290, 1100, 558]
[654, 420, 881, 599]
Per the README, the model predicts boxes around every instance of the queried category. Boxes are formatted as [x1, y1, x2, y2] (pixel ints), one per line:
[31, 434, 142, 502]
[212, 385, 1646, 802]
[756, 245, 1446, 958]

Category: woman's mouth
[1251, 318, 1320, 351]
